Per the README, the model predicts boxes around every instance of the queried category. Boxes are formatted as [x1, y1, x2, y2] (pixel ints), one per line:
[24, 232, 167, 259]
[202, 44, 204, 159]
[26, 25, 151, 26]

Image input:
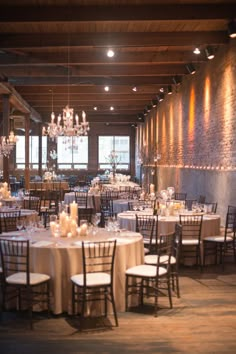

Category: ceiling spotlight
[193, 47, 201, 55]
[110, 106, 114, 111]
[186, 63, 196, 75]
[172, 75, 182, 85]
[158, 93, 165, 102]
[93, 106, 98, 111]
[132, 86, 137, 92]
[151, 99, 158, 107]
[107, 49, 115, 57]
[143, 108, 148, 116]
[104, 86, 110, 92]
[145, 105, 152, 112]
[228, 20, 236, 38]
[205, 46, 215, 60]
[159, 87, 164, 93]
[167, 85, 173, 95]
[137, 113, 144, 121]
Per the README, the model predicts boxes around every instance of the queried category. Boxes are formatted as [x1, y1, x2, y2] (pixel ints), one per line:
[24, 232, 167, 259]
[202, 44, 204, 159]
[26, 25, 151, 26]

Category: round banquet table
[113, 199, 132, 214]
[118, 211, 221, 265]
[0, 228, 144, 315]
[118, 211, 221, 238]
[64, 192, 101, 212]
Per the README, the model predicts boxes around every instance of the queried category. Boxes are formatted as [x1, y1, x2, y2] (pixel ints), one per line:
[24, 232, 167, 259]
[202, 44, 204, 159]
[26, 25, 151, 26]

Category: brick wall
[137, 40, 236, 220]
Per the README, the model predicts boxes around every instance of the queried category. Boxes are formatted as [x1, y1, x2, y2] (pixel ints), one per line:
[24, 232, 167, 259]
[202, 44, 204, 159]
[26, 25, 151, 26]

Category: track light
[167, 85, 173, 95]
[158, 93, 165, 102]
[151, 99, 158, 107]
[143, 108, 148, 116]
[205, 46, 215, 60]
[137, 113, 144, 121]
[186, 63, 196, 75]
[145, 105, 152, 112]
[172, 76, 182, 85]
[228, 20, 236, 38]
[132, 86, 137, 92]
[193, 47, 201, 55]
[107, 49, 115, 57]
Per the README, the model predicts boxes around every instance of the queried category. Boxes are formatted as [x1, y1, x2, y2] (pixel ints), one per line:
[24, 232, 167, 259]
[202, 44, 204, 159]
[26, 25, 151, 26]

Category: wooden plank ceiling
[0, 0, 235, 125]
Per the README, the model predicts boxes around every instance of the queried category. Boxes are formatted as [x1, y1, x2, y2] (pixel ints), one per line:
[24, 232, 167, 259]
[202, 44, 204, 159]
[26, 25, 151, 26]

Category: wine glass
[92, 213, 100, 227]
[16, 219, 24, 232]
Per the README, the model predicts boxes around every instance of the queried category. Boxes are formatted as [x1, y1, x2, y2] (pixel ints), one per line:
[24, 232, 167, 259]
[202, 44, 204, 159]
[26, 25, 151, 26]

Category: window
[98, 136, 130, 170]
[57, 136, 88, 169]
[16, 136, 47, 169]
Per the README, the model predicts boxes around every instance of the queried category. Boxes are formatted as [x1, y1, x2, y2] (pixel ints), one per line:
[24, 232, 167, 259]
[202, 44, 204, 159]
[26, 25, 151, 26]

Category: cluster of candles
[0, 182, 11, 199]
[50, 201, 88, 238]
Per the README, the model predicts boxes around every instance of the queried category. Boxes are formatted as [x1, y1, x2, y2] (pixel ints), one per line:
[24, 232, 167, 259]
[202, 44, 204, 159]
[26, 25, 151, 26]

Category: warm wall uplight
[204, 76, 210, 130]
[188, 85, 195, 140]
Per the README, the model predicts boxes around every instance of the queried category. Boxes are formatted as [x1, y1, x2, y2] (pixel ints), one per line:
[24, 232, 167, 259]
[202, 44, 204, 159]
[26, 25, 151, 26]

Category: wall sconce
[205, 46, 215, 60]
[186, 63, 196, 75]
[228, 20, 236, 38]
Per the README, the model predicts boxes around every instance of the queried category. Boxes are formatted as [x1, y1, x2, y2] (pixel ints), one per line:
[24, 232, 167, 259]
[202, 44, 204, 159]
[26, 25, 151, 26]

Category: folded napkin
[32, 240, 54, 247]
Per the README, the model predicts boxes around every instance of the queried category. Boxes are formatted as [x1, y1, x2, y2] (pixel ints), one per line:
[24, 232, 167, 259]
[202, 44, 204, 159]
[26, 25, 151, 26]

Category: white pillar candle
[80, 223, 88, 236]
[70, 219, 78, 237]
[150, 183, 155, 194]
[70, 201, 78, 220]
[50, 221, 57, 236]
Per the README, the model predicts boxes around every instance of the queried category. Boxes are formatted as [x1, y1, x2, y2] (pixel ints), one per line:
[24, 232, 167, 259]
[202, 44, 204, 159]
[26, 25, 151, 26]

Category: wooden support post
[24, 113, 30, 190]
[2, 94, 10, 184]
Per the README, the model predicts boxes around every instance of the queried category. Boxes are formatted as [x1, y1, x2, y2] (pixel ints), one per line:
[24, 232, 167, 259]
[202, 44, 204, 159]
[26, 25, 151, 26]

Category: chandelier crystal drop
[0, 131, 17, 158]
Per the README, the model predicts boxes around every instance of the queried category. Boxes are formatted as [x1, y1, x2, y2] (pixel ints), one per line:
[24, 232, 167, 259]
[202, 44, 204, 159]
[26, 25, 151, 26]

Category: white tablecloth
[64, 192, 101, 212]
[118, 211, 220, 238]
[0, 228, 144, 315]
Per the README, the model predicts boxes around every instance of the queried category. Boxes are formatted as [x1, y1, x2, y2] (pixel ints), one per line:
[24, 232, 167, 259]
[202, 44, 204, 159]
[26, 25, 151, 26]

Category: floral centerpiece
[106, 150, 120, 179]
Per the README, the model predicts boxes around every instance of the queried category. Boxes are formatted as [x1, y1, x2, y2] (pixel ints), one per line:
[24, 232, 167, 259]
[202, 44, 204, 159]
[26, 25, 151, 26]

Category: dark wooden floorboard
[1, 264, 236, 353]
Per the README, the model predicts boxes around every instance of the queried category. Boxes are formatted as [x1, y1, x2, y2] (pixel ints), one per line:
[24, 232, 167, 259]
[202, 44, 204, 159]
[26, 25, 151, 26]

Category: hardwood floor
[1, 264, 236, 353]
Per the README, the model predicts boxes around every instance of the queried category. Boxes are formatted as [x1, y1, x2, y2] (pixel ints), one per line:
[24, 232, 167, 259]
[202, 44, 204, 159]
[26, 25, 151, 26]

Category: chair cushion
[71, 272, 111, 287]
[125, 264, 167, 277]
[6, 272, 50, 285]
[204, 236, 233, 243]
[181, 239, 200, 245]
[145, 254, 176, 265]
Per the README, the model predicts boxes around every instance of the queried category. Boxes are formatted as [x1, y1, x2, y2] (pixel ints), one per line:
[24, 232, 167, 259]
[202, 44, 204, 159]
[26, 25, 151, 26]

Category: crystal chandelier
[42, 37, 90, 141]
[0, 131, 17, 158]
[42, 101, 90, 141]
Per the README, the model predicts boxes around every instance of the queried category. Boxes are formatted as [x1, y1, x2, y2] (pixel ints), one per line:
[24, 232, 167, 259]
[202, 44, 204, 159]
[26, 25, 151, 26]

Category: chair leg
[110, 287, 118, 327]
[46, 282, 50, 318]
[71, 283, 75, 315]
[167, 277, 173, 309]
[125, 276, 129, 311]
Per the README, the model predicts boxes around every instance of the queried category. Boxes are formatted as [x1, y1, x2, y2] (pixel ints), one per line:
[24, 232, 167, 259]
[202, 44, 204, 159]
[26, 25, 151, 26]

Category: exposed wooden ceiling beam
[0, 32, 228, 49]
[0, 51, 207, 66]
[0, 4, 235, 22]
[10, 76, 174, 86]
[15, 85, 162, 95]
[0, 64, 188, 77]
